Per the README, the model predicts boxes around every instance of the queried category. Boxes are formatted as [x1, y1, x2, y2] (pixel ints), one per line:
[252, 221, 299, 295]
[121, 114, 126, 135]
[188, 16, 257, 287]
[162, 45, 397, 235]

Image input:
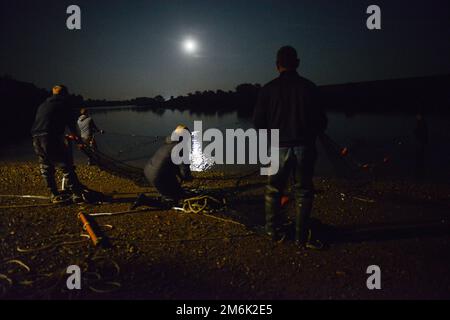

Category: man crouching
[131, 125, 193, 210]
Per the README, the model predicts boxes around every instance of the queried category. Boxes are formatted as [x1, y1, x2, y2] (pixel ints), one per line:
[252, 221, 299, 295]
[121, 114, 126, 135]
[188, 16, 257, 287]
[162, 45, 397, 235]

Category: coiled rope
[181, 195, 222, 214]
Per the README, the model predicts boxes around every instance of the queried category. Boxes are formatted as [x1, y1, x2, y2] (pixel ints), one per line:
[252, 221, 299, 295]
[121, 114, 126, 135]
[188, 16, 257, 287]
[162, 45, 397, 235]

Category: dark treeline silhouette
[85, 83, 260, 118]
[321, 74, 450, 114]
[1, 74, 449, 144]
[165, 83, 260, 118]
[85, 95, 165, 108]
[86, 74, 450, 116]
[0, 75, 83, 145]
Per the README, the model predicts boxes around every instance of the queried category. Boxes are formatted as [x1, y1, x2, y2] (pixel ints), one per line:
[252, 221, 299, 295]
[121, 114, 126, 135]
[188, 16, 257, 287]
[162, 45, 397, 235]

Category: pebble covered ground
[1, 162, 450, 299]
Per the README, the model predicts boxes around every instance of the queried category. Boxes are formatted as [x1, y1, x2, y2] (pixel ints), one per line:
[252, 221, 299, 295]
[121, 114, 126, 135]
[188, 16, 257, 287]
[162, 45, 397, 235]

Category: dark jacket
[253, 71, 327, 147]
[31, 95, 78, 137]
[144, 136, 192, 185]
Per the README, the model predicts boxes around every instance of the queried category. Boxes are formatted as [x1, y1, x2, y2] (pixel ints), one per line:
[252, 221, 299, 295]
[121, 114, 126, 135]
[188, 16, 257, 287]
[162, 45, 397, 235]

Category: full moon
[183, 38, 198, 54]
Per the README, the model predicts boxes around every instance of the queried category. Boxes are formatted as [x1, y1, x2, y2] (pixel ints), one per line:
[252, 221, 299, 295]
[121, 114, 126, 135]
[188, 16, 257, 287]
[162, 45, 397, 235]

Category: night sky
[1, 0, 450, 100]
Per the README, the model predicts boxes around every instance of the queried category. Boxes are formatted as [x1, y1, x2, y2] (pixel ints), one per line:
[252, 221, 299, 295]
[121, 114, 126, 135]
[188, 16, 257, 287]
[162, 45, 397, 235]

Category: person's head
[80, 108, 89, 116]
[276, 46, 300, 72]
[174, 124, 190, 135]
[172, 124, 191, 142]
[52, 85, 68, 96]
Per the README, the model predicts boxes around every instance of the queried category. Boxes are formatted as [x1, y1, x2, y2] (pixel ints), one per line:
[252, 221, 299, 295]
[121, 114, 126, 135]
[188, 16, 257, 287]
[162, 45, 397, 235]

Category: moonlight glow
[183, 38, 198, 54]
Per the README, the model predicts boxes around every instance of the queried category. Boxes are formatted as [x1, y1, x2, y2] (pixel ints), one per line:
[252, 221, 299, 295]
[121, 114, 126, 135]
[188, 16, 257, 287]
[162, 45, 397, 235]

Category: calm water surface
[4, 107, 450, 181]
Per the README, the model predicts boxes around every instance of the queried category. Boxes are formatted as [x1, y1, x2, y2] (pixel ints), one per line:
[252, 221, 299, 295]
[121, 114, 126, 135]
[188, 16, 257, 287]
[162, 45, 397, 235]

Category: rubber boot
[295, 198, 313, 245]
[61, 168, 85, 203]
[295, 199, 325, 250]
[130, 193, 147, 210]
[265, 188, 281, 241]
[39, 164, 58, 196]
[39, 165, 70, 203]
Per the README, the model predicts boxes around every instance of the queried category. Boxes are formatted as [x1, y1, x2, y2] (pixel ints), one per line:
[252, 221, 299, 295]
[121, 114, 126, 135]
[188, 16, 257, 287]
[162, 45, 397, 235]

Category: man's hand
[75, 137, 85, 149]
[66, 134, 85, 149]
[66, 133, 81, 142]
[73, 135, 83, 144]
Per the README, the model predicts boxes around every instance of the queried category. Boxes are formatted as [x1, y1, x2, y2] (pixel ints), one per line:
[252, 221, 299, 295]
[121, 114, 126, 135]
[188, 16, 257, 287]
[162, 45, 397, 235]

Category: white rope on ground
[0, 203, 59, 210]
[0, 194, 50, 200]
[89, 208, 154, 217]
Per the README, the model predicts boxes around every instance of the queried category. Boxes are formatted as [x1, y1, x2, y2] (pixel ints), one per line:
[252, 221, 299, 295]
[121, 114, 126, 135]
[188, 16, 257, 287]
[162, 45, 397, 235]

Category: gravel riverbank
[1, 162, 450, 299]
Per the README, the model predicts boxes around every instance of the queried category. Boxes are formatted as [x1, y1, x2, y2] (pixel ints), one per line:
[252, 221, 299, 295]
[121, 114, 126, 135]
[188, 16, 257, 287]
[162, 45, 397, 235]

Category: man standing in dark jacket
[253, 46, 327, 249]
[31, 85, 85, 203]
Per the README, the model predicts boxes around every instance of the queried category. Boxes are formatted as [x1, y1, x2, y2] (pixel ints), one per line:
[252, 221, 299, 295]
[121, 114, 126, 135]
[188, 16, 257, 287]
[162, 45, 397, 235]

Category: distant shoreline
[1, 74, 449, 147]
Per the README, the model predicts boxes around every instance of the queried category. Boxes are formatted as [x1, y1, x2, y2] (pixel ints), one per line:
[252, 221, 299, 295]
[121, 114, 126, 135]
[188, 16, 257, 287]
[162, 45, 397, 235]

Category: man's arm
[66, 97, 84, 140]
[316, 98, 328, 135]
[311, 85, 328, 135]
[91, 119, 100, 133]
[67, 109, 80, 137]
[253, 87, 269, 129]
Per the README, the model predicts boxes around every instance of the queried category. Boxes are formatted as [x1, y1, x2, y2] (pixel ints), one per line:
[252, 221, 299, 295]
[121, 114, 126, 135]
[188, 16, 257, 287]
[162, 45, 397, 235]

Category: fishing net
[80, 144, 149, 186]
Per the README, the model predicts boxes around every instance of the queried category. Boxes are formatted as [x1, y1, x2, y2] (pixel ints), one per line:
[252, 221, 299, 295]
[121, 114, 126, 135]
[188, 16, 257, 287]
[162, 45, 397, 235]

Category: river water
[4, 106, 450, 182]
